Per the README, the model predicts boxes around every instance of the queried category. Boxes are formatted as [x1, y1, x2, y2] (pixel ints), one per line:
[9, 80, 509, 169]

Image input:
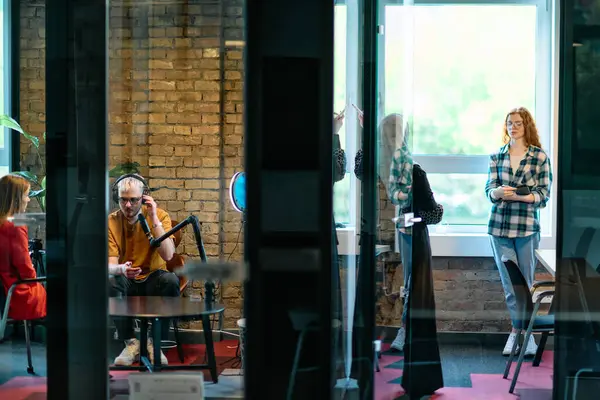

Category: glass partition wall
[2, 1, 246, 398]
[1, 0, 574, 398]
[335, 0, 558, 399]
[105, 0, 246, 390]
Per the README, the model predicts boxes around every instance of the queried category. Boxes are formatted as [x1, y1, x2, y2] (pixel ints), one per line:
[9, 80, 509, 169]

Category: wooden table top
[109, 296, 224, 318]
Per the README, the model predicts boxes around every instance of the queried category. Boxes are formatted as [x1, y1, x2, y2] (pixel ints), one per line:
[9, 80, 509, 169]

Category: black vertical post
[356, 0, 378, 395]
[244, 0, 334, 398]
[45, 1, 108, 399]
[9, 0, 20, 171]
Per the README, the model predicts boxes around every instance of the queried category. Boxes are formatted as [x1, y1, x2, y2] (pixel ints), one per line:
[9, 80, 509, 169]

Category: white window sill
[336, 227, 555, 257]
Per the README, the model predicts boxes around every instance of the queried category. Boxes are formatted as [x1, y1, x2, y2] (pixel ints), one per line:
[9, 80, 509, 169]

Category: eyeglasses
[507, 121, 523, 128]
[119, 197, 142, 205]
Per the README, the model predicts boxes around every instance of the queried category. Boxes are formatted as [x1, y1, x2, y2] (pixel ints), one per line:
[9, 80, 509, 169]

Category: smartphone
[335, 107, 345, 118]
[352, 103, 363, 116]
[141, 188, 150, 205]
[515, 185, 531, 195]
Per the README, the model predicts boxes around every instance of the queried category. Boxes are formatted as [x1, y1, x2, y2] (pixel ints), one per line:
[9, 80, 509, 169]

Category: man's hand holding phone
[122, 261, 142, 279]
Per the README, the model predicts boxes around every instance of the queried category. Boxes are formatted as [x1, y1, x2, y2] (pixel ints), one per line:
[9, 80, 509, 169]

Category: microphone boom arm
[149, 215, 207, 263]
[147, 215, 214, 303]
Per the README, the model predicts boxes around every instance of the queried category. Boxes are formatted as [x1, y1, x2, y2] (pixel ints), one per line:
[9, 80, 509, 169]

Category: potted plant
[1, 114, 142, 212]
[0, 115, 46, 211]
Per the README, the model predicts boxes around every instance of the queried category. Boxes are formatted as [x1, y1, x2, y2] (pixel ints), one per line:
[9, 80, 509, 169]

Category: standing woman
[485, 107, 552, 356]
[0, 174, 47, 322]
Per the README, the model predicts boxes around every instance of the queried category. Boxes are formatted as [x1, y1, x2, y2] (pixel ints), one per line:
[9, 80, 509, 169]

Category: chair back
[171, 220, 183, 248]
[166, 220, 189, 292]
[504, 260, 534, 330]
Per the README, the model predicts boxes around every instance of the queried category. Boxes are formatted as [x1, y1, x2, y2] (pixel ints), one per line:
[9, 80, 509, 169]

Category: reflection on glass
[556, 27, 600, 398]
[0, 0, 6, 179]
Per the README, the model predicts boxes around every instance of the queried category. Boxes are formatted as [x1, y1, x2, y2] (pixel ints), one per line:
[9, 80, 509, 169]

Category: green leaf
[0, 115, 40, 148]
[13, 171, 39, 186]
[109, 162, 141, 177]
[29, 188, 45, 198]
[39, 177, 46, 211]
[0, 114, 24, 134]
[22, 131, 40, 148]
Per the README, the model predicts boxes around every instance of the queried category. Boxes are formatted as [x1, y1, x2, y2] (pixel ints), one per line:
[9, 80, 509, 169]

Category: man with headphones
[108, 174, 178, 366]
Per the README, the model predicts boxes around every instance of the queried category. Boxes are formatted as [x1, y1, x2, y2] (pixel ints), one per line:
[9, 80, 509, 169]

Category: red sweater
[0, 221, 46, 320]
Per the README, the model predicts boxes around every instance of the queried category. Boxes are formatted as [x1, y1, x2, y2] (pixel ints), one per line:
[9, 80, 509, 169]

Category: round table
[109, 296, 225, 382]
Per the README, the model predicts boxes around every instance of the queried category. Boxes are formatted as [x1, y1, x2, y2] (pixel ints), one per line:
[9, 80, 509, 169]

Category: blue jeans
[489, 233, 539, 326]
[399, 231, 412, 325]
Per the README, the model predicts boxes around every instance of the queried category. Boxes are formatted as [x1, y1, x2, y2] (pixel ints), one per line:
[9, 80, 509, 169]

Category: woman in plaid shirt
[485, 107, 553, 357]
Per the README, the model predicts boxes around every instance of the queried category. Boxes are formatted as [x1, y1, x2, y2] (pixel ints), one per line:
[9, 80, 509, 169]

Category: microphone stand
[147, 215, 216, 305]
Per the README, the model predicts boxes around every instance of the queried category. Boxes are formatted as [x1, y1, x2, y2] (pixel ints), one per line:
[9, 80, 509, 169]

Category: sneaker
[524, 335, 538, 356]
[114, 338, 140, 366]
[147, 339, 169, 365]
[503, 332, 518, 356]
[390, 327, 406, 352]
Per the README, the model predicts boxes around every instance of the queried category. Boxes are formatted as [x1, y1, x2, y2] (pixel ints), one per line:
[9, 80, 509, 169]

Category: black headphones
[111, 174, 150, 204]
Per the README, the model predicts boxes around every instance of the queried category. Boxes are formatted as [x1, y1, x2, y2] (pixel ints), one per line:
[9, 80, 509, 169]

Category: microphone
[137, 214, 157, 247]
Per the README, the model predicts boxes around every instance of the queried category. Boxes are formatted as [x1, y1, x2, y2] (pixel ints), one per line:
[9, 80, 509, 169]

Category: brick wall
[19, 0, 46, 215]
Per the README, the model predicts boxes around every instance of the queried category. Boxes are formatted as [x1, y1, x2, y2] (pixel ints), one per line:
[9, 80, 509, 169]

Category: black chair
[0, 277, 47, 374]
[502, 260, 554, 394]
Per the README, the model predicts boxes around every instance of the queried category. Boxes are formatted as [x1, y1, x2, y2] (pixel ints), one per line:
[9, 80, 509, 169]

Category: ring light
[229, 172, 246, 213]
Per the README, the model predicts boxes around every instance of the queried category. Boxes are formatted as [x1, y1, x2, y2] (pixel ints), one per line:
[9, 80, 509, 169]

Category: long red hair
[502, 107, 542, 148]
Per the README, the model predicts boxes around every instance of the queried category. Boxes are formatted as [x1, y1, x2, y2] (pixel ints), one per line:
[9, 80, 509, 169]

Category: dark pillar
[244, 0, 335, 398]
[45, 1, 108, 399]
[9, 0, 20, 171]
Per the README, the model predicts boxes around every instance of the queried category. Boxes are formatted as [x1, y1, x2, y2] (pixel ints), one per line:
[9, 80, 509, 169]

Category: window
[334, 3, 360, 229]
[334, 0, 556, 256]
[0, 0, 11, 178]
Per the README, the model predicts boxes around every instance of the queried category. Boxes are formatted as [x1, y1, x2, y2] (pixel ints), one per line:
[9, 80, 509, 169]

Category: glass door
[333, 0, 444, 398]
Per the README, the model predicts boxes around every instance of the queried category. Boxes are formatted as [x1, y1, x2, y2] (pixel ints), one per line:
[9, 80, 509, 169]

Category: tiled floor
[375, 343, 553, 399]
[0, 338, 553, 399]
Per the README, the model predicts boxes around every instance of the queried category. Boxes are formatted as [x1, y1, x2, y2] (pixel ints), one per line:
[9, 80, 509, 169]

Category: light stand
[146, 215, 216, 304]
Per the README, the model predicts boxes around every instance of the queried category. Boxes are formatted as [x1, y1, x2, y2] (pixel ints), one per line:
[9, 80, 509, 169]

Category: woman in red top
[0, 174, 46, 320]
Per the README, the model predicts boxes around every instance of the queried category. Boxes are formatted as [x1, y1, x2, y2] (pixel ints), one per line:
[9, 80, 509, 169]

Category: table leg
[202, 314, 218, 383]
[153, 318, 162, 372]
[139, 319, 152, 373]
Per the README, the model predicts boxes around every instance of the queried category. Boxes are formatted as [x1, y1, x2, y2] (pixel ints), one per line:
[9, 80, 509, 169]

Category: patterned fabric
[388, 145, 414, 208]
[421, 203, 444, 225]
[334, 147, 347, 182]
[333, 133, 347, 183]
[485, 144, 552, 238]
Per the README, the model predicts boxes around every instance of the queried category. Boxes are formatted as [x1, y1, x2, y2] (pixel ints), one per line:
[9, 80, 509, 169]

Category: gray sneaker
[390, 327, 406, 352]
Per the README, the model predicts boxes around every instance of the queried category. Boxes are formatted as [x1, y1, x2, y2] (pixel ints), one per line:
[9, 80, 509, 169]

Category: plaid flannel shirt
[388, 147, 414, 234]
[485, 144, 552, 238]
[388, 146, 413, 208]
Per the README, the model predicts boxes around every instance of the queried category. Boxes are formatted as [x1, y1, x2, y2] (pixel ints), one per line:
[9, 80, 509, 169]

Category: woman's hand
[492, 185, 516, 200]
[334, 110, 345, 135]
